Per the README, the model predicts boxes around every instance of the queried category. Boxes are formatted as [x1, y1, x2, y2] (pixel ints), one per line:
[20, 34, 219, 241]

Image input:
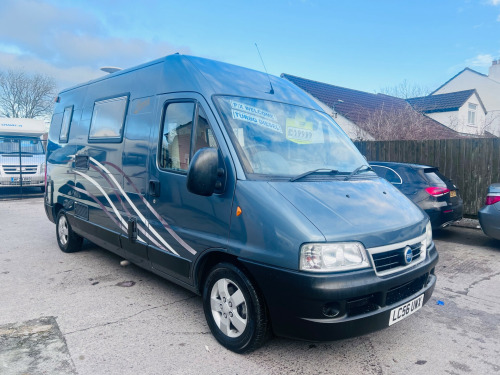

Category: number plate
[11, 177, 31, 183]
[389, 294, 424, 326]
[450, 190, 457, 197]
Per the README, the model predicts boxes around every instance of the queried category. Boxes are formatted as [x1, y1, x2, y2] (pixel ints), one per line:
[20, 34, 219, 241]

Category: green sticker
[286, 119, 313, 144]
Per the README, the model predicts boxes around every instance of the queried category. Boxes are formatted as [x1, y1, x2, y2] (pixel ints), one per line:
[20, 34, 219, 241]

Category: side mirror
[187, 148, 218, 196]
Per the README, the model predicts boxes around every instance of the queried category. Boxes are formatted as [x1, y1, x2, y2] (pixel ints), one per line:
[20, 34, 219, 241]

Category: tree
[379, 79, 430, 99]
[351, 102, 449, 141]
[0, 69, 56, 119]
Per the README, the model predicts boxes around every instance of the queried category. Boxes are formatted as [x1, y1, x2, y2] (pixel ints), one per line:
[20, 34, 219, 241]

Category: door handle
[149, 180, 160, 197]
[127, 218, 137, 242]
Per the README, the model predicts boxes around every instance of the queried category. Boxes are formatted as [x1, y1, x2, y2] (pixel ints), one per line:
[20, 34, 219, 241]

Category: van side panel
[118, 96, 159, 266]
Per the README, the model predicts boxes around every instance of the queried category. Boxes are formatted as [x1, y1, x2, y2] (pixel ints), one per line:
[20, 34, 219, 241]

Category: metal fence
[0, 136, 47, 200]
[354, 138, 500, 217]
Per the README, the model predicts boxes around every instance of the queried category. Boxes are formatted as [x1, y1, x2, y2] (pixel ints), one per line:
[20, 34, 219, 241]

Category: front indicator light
[300, 242, 370, 272]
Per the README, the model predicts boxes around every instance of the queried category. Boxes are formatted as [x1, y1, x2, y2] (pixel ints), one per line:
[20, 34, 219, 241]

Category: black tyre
[203, 262, 269, 353]
[56, 210, 83, 253]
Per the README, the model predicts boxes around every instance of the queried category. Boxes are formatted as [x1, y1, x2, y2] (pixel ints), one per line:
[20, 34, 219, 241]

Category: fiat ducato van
[45, 54, 438, 353]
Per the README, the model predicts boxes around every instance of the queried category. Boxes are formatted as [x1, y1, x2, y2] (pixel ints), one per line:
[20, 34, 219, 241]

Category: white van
[0, 118, 47, 191]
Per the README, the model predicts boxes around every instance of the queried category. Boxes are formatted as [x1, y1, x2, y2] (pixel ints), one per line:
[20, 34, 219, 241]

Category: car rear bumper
[478, 205, 500, 240]
[425, 200, 463, 229]
[240, 244, 438, 341]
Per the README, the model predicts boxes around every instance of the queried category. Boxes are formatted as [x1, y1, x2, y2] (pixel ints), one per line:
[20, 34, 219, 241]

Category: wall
[426, 93, 486, 135]
[305, 94, 375, 140]
[433, 69, 500, 135]
[355, 138, 500, 217]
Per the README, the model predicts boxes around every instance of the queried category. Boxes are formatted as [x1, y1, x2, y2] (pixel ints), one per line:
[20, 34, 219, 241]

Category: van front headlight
[425, 221, 433, 248]
[300, 242, 370, 272]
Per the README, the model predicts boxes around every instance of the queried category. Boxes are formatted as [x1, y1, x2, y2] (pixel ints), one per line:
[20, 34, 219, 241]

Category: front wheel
[56, 210, 83, 253]
[203, 263, 270, 353]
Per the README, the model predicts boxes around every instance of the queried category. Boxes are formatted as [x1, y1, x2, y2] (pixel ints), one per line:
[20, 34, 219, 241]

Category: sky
[0, 0, 499, 95]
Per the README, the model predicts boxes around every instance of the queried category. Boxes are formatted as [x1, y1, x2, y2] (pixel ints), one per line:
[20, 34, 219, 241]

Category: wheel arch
[194, 250, 260, 297]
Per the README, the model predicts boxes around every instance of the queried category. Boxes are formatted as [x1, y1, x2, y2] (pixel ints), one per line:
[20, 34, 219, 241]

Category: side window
[59, 106, 73, 143]
[160, 102, 195, 171]
[159, 102, 218, 172]
[193, 106, 218, 155]
[371, 165, 402, 184]
[371, 165, 387, 179]
[89, 95, 128, 142]
[385, 168, 402, 184]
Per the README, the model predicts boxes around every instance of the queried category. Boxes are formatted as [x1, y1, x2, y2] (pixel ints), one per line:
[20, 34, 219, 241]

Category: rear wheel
[203, 263, 269, 353]
[56, 210, 83, 253]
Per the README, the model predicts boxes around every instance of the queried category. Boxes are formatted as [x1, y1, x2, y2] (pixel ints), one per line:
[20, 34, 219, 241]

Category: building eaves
[430, 67, 488, 95]
[407, 89, 478, 113]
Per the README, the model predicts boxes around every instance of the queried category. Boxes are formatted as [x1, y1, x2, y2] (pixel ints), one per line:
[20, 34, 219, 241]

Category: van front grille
[372, 242, 422, 273]
[2, 165, 38, 175]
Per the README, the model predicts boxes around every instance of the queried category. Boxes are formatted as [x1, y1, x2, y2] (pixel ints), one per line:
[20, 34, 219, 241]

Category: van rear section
[44, 54, 437, 353]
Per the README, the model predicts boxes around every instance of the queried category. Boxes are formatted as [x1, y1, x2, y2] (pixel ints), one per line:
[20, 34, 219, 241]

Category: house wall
[433, 70, 500, 110]
[426, 93, 486, 135]
[433, 69, 500, 135]
[305, 94, 374, 140]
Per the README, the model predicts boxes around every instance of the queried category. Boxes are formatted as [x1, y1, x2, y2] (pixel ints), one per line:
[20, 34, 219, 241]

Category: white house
[430, 60, 500, 136]
[407, 89, 488, 136]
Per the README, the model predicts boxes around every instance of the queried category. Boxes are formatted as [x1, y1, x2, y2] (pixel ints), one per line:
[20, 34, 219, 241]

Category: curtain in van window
[160, 102, 195, 171]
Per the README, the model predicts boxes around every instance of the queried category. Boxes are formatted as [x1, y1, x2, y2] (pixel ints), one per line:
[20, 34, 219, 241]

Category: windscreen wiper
[344, 164, 373, 181]
[290, 168, 339, 182]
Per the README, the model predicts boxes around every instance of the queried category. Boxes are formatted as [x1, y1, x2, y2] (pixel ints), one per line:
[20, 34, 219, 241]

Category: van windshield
[215, 96, 367, 178]
[0, 138, 45, 155]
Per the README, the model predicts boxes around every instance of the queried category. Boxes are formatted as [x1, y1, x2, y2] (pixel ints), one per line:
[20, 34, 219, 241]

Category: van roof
[58, 54, 321, 110]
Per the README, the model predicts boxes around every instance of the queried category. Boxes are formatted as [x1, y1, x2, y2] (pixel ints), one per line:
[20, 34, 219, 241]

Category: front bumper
[240, 243, 438, 341]
[478, 205, 500, 240]
[0, 174, 45, 187]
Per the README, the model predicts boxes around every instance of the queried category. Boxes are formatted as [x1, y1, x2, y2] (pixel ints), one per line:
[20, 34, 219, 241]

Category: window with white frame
[467, 103, 477, 125]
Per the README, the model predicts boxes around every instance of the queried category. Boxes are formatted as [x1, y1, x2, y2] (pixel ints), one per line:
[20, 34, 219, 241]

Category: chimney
[489, 59, 500, 82]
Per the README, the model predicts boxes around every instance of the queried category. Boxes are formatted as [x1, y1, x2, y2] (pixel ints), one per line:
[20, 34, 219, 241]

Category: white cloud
[0, 52, 104, 91]
[0, 0, 191, 89]
[465, 54, 495, 67]
[488, 0, 500, 5]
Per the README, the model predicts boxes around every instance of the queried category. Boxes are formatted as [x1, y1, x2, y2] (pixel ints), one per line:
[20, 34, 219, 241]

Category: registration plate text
[389, 294, 424, 326]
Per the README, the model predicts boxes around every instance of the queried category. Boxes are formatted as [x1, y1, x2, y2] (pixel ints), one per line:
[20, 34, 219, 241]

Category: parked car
[478, 184, 500, 240]
[370, 162, 463, 229]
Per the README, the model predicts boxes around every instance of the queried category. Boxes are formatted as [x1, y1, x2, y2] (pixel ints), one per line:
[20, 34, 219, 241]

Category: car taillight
[425, 187, 450, 197]
[485, 195, 500, 205]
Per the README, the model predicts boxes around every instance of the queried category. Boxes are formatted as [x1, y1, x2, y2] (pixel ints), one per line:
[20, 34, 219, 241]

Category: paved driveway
[1, 198, 499, 375]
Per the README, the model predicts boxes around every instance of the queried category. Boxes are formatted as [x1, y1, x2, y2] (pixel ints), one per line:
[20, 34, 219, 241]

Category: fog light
[322, 302, 341, 318]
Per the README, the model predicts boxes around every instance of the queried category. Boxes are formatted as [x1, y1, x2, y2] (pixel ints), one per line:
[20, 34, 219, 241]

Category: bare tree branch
[0, 69, 56, 119]
[351, 102, 450, 140]
[379, 79, 430, 99]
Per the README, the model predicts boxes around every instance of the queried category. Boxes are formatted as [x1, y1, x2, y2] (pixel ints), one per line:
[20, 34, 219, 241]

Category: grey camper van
[45, 55, 438, 353]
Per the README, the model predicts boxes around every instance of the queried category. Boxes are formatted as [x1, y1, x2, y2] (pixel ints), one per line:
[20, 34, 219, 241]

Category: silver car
[478, 184, 500, 240]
